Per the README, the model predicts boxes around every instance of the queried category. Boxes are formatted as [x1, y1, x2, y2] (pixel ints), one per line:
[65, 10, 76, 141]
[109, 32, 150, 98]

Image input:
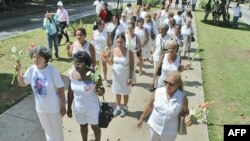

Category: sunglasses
[164, 81, 175, 86]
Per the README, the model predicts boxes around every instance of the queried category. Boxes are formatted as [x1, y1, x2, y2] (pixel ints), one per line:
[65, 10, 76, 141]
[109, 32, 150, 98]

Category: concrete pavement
[0, 2, 209, 141]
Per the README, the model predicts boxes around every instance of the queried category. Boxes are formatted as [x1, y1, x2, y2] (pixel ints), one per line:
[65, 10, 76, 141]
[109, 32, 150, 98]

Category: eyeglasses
[164, 81, 175, 86]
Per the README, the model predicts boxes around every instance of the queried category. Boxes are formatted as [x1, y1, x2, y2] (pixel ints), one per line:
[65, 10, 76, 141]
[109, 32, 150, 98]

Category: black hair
[127, 3, 131, 7]
[29, 45, 52, 63]
[137, 17, 144, 26]
[93, 19, 104, 30]
[73, 51, 92, 67]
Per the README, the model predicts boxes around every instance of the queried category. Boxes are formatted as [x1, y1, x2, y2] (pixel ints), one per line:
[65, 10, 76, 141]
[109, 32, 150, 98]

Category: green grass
[0, 14, 97, 114]
[194, 10, 250, 141]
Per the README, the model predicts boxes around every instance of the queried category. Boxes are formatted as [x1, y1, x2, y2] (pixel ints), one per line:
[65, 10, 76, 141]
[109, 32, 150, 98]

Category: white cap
[57, 1, 63, 7]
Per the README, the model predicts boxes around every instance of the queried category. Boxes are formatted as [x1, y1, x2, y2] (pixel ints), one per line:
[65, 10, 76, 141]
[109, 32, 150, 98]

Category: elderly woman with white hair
[15, 46, 66, 141]
[181, 17, 193, 59]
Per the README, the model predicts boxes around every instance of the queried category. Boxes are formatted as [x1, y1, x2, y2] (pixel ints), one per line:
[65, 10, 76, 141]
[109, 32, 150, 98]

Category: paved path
[0, 2, 209, 141]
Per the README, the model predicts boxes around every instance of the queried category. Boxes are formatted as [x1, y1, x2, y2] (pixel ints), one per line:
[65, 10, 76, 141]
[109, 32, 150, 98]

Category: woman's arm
[128, 50, 134, 85]
[143, 28, 149, 46]
[58, 87, 66, 117]
[181, 96, 192, 126]
[15, 62, 26, 87]
[67, 80, 74, 118]
[107, 49, 114, 65]
[138, 93, 155, 128]
[89, 43, 96, 67]
[151, 54, 164, 85]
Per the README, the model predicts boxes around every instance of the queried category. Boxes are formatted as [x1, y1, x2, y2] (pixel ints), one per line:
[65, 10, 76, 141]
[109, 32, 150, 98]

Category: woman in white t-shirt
[138, 71, 192, 141]
[108, 15, 125, 47]
[92, 19, 111, 85]
[67, 51, 105, 141]
[15, 46, 66, 141]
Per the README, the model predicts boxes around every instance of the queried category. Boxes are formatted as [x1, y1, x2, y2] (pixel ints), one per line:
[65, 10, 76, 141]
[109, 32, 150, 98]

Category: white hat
[57, 1, 63, 7]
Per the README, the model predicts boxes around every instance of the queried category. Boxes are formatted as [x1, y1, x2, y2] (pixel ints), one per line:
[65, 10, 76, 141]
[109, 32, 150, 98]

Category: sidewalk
[0, 3, 209, 141]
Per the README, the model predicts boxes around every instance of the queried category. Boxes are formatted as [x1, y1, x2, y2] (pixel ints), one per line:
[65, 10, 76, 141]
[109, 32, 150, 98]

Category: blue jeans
[233, 16, 240, 28]
[47, 33, 58, 56]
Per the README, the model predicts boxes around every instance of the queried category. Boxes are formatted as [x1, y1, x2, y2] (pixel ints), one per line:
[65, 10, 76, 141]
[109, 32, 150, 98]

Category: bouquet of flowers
[160, 40, 168, 54]
[10, 47, 24, 85]
[86, 65, 101, 84]
[189, 101, 217, 124]
[100, 47, 110, 62]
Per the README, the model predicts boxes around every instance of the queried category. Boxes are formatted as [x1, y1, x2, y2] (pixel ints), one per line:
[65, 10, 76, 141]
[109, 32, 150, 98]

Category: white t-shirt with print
[23, 64, 64, 113]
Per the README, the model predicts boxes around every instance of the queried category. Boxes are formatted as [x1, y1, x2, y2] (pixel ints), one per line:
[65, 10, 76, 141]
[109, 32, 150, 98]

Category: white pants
[37, 112, 64, 141]
[150, 127, 176, 141]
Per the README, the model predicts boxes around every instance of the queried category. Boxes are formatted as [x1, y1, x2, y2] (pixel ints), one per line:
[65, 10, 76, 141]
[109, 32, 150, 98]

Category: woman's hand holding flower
[127, 78, 132, 85]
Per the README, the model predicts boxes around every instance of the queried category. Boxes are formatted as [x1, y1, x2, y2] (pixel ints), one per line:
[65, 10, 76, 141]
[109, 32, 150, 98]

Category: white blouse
[148, 88, 184, 135]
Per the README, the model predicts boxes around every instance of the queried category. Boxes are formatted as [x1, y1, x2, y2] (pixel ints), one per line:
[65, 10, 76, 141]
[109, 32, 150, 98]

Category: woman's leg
[37, 112, 54, 141]
[114, 94, 122, 116]
[102, 61, 108, 81]
[138, 55, 143, 76]
[90, 124, 101, 141]
[80, 124, 88, 141]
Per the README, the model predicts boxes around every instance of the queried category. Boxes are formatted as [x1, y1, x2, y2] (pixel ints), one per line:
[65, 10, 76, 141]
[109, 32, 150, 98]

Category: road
[0, 0, 126, 40]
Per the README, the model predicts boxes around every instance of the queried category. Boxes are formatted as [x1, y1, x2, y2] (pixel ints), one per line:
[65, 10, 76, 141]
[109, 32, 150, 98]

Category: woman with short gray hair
[15, 46, 66, 141]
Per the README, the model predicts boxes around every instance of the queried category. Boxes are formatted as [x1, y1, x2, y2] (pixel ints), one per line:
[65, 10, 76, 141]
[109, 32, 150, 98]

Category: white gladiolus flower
[11, 47, 17, 53]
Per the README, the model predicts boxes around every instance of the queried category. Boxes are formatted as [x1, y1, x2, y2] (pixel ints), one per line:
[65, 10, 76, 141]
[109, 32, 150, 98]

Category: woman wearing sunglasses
[138, 71, 192, 141]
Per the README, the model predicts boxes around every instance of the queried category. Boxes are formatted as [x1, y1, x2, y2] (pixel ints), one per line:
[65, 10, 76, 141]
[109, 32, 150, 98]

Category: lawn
[194, 9, 250, 141]
[0, 14, 97, 114]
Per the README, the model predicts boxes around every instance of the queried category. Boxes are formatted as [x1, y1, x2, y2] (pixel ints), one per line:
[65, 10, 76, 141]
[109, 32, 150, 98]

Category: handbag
[178, 114, 187, 135]
[98, 97, 114, 128]
[191, 35, 195, 42]
[178, 96, 187, 135]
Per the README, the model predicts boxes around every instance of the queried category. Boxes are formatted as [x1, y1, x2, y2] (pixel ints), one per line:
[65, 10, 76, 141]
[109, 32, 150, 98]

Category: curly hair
[29, 45, 51, 63]
[73, 51, 92, 67]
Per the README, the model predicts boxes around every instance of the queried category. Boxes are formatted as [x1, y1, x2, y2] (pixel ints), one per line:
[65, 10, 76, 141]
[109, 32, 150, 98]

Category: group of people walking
[14, 1, 197, 141]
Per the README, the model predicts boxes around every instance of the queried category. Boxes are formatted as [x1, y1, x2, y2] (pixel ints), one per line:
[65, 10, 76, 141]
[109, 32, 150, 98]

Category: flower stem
[11, 70, 17, 86]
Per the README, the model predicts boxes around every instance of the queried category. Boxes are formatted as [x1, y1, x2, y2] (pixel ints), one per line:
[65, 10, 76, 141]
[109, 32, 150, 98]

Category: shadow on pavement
[135, 82, 152, 91]
[184, 90, 196, 97]
[184, 80, 203, 88]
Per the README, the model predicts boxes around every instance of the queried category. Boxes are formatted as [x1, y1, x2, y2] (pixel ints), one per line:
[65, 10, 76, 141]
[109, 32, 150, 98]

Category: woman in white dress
[171, 24, 183, 56]
[67, 51, 105, 141]
[138, 71, 192, 141]
[181, 17, 193, 59]
[108, 15, 125, 47]
[151, 24, 171, 73]
[134, 17, 149, 75]
[108, 33, 134, 117]
[144, 13, 157, 61]
[125, 22, 142, 85]
[92, 19, 111, 84]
